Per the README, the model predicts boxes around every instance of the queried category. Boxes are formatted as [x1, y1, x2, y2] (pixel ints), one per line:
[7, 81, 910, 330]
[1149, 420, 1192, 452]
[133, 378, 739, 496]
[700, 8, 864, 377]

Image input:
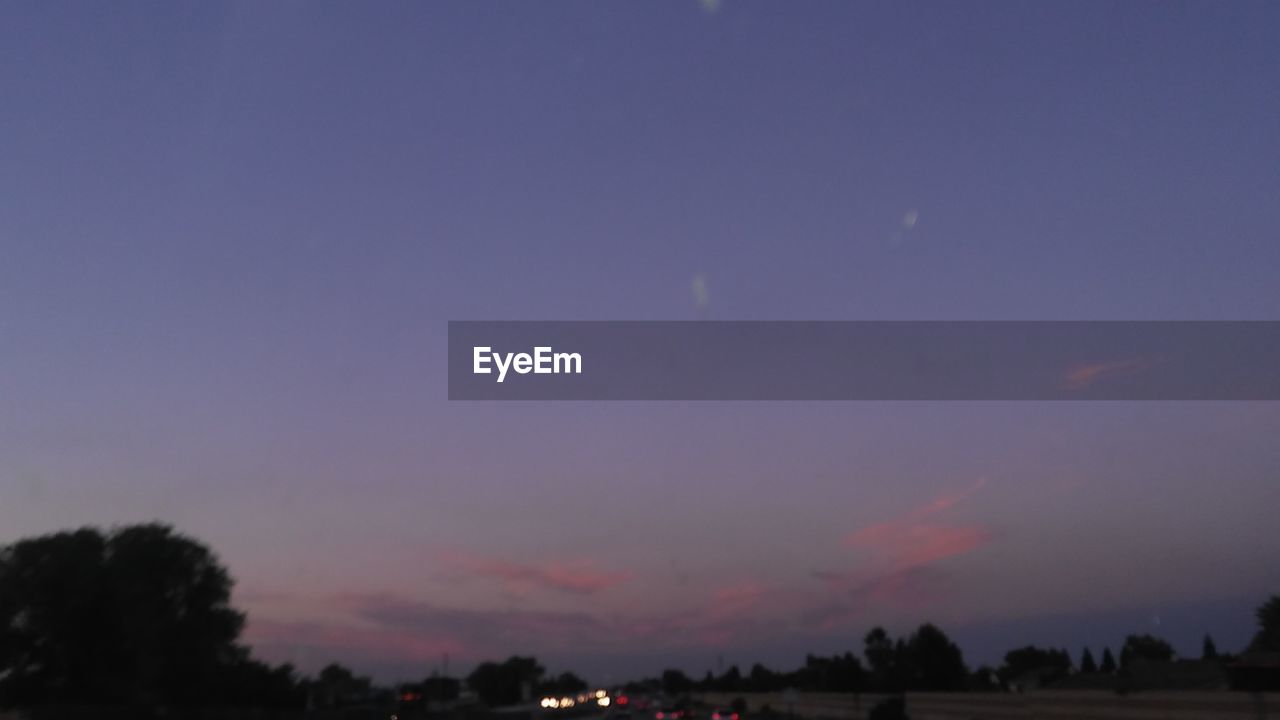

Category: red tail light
[732, 714, 740, 719]
[713, 714, 721, 719]
[657, 713, 665, 718]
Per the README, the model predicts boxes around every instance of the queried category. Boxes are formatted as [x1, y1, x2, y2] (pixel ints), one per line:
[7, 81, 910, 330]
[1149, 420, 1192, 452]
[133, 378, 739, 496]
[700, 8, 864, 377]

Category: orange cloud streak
[439, 550, 632, 595]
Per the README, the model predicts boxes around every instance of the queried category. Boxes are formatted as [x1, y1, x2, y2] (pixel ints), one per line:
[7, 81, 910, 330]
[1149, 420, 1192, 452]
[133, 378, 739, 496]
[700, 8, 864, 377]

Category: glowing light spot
[692, 273, 710, 311]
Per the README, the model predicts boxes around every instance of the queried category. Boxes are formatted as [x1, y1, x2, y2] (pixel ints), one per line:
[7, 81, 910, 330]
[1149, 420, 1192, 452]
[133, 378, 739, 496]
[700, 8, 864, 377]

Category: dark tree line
[650, 614, 1280, 697]
[459, 656, 589, 706]
[464, 656, 543, 706]
[4, 523, 1279, 711]
[648, 623, 970, 696]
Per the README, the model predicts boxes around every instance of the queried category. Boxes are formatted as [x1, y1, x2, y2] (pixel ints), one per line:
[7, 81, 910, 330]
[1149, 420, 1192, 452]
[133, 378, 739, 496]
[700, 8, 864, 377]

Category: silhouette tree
[968, 665, 1000, 691]
[1119, 634, 1175, 668]
[999, 646, 1071, 686]
[540, 672, 587, 696]
[747, 664, 778, 693]
[864, 627, 897, 690]
[661, 668, 692, 696]
[795, 653, 864, 692]
[698, 671, 714, 691]
[903, 623, 969, 691]
[1099, 647, 1117, 674]
[713, 665, 740, 693]
[313, 663, 373, 707]
[422, 675, 461, 702]
[1079, 648, 1097, 674]
[1202, 634, 1218, 660]
[467, 656, 543, 706]
[217, 656, 303, 708]
[0, 524, 252, 708]
[1249, 595, 1280, 653]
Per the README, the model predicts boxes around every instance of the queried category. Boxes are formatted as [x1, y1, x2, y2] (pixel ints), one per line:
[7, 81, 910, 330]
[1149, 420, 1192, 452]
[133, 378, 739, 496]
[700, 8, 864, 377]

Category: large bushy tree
[861, 623, 968, 692]
[904, 623, 969, 691]
[999, 646, 1072, 685]
[1119, 634, 1175, 668]
[539, 671, 587, 696]
[0, 524, 265, 708]
[467, 656, 544, 706]
[1250, 596, 1280, 653]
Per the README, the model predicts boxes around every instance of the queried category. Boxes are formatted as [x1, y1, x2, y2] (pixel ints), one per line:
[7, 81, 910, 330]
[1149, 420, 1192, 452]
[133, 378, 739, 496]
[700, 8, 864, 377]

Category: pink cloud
[803, 566, 948, 630]
[1062, 357, 1154, 391]
[244, 616, 467, 675]
[848, 523, 991, 569]
[260, 582, 775, 668]
[240, 573, 781, 678]
[439, 550, 632, 596]
[843, 478, 991, 569]
[603, 580, 775, 648]
[712, 580, 767, 610]
[812, 479, 993, 624]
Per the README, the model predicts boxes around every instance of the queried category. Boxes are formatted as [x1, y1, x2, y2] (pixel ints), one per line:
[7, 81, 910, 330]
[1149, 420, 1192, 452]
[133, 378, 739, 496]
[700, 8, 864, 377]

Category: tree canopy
[1099, 647, 1117, 674]
[999, 646, 1073, 685]
[0, 524, 272, 708]
[1250, 596, 1280, 653]
[1119, 634, 1176, 668]
[1079, 648, 1098, 674]
[466, 656, 543, 706]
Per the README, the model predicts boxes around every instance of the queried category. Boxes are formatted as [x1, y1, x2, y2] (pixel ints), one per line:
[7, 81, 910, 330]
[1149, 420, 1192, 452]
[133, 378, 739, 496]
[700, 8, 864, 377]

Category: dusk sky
[2, 1, 1279, 682]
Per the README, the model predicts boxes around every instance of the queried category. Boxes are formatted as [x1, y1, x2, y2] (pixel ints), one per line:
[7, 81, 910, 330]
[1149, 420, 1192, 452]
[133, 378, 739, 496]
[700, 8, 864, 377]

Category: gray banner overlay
[448, 321, 1280, 400]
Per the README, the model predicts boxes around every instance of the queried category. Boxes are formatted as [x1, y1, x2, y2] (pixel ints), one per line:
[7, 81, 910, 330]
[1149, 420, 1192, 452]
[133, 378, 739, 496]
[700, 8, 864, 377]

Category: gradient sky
[3, 1, 1279, 683]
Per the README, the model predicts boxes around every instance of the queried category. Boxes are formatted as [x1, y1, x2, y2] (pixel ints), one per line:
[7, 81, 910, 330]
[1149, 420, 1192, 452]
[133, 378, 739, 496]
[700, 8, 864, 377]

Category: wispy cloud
[616, 580, 772, 647]
[352, 595, 605, 650]
[244, 615, 468, 675]
[808, 479, 993, 628]
[803, 565, 949, 629]
[1062, 357, 1154, 391]
[842, 477, 991, 569]
[439, 550, 632, 596]
[245, 579, 776, 675]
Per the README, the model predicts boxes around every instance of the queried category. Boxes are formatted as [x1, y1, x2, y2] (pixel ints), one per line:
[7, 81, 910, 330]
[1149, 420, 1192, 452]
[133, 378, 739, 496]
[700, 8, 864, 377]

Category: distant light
[596, 690, 607, 699]
[598, 697, 611, 707]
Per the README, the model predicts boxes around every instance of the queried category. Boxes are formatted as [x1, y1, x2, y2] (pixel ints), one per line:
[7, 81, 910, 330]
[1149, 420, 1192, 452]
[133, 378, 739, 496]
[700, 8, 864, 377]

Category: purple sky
[2, 1, 1279, 682]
